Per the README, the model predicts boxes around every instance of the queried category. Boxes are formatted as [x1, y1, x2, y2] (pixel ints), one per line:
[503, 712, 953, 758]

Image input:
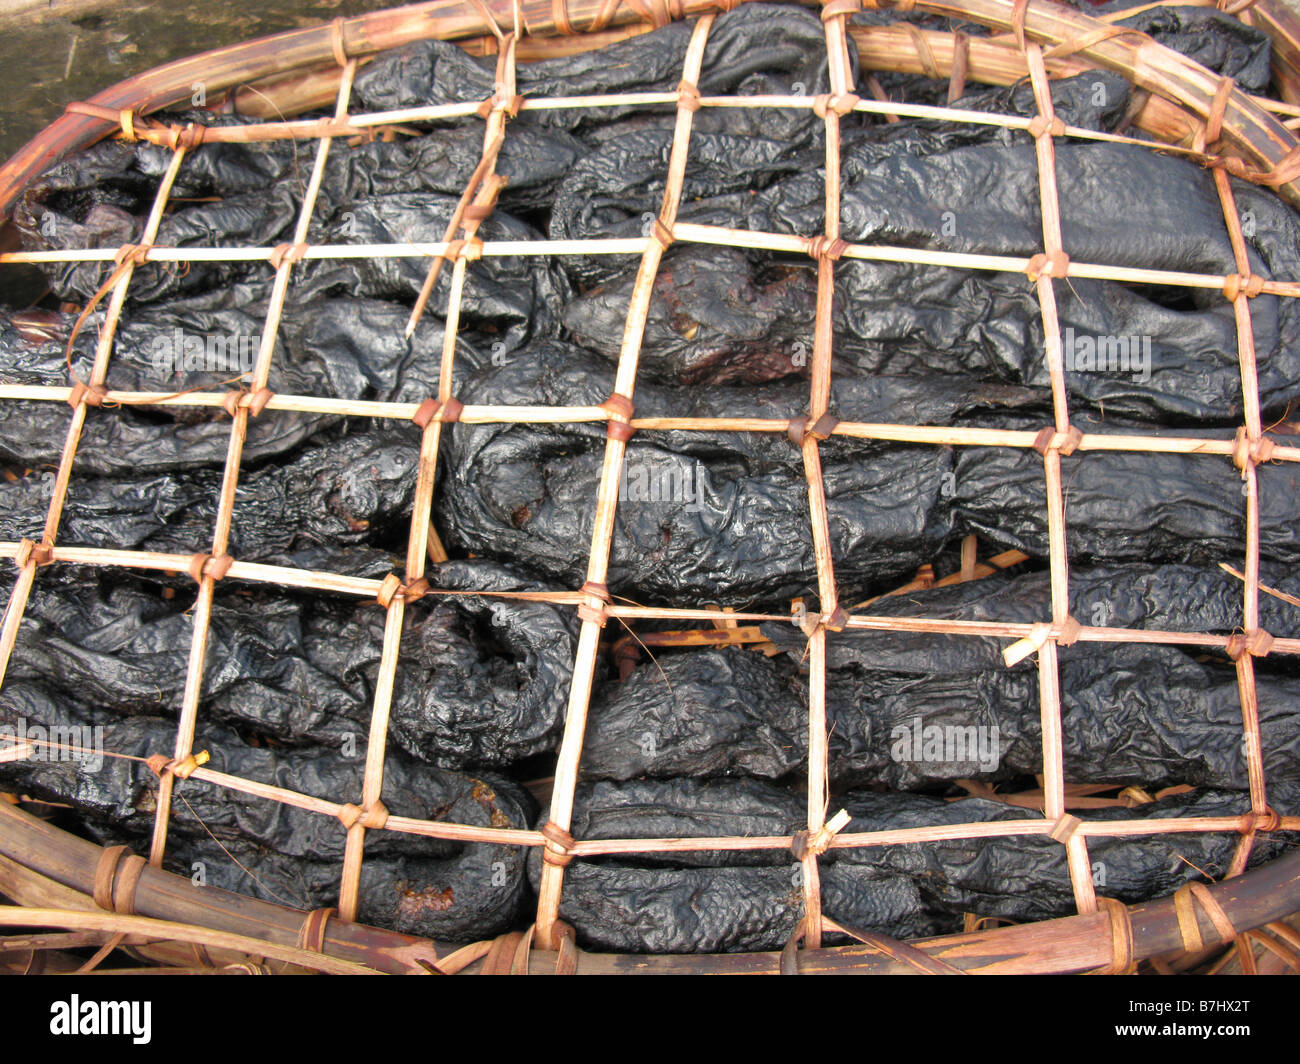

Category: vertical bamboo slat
[533, 15, 716, 948]
[148, 61, 358, 866]
[1023, 42, 1096, 916]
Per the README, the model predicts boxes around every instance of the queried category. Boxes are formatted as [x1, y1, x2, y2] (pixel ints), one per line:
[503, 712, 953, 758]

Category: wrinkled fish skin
[0, 678, 534, 943]
[4, 561, 577, 768]
[537, 778, 1296, 954]
[2, 1, 1298, 953]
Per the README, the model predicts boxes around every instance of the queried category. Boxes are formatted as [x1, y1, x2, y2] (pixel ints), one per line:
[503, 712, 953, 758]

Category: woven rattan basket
[1, 0, 1299, 975]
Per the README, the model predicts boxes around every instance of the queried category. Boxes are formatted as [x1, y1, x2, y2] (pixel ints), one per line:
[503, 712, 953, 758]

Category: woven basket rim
[1, 0, 1299, 974]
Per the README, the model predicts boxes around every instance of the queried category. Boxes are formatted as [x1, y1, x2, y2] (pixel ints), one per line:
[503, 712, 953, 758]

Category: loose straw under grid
[147, 60, 359, 867]
[0, 4, 1294, 936]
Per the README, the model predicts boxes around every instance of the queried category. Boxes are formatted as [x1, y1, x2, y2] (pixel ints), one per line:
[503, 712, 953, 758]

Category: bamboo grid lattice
[1, 0, 1299, 965]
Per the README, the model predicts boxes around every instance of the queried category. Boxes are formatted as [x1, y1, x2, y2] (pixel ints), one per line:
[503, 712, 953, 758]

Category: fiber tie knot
[477, 91, 525, 119]
[1026, 251, 1070, 282]
[114, 243, 153, 268]
[1239, 806, 1281, 834]
[1173, 882, 1236, 952]
[577, 579, 611, 628]
[1002, 616, 1083, 666]
[1027, 115, 1066, 138]
[329, 16, 350, 67]
[462, 176, 506, 223]
[412, 395, 464, 429]
[1225, 628, 1273, 661]
[15, 538, 54, 568]
[1223, 272, 1265, 301]
[791, 809, 851, 858]
[1231, 427, 1274, 470]
[1208, 147, 1300, 189]
[338, 801, 388, 831]
[297, 907, 336, 954]
[221, 386, 274, 418]
[147, 750, 210, 780]
[787, 412, 840, 447]
[377, 573, 401, 608]
[1095, 897, 1134, 974]
[677, 79, 702, 113]
[376, 573, 431, 608]
[445, 237, 484, 262]
[812, 93, 860, 119]
[541, 820, 576, 867]
[92, 844, 147, 915]
[188, 552, 233, 584]
[1033, 425, 1082, 456]
[1049, 813, 1082, 843]
[175, 122, 207, 150]
[601, 392, 636, 443]
[649, 216, 675, 250]
[807, 235, 849, 261]
[248, 387, 275, 416]
[158, 122, 207, 151]
[269, 242, 309, 269]
[808, 412, 839, 441]
[821, 604, 849, 632]
[67, 380, 109, 408]
[1055, 615, 1083, 645]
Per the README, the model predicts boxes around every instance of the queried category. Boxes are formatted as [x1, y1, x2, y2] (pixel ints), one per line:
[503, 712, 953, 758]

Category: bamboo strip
[2, 384, 1298, 462]
[1, 537, 1294, 655]
[534, 15, 716, 949]
[793, 3, 857, 951]
[2, 385, 1298, 468]
[148, 62, 357, 868]
[339, 61, 513, 918]
[7, 232, 1300, 298]
[1205, 106, 1273, 876]
[0, 147, 188, 696]
[66, 83, 1190, 142]
[2, 0, 1298, 212]
[0, 0, 1295, 951]
[1, 383, 1299, 466]
[0, 239, 650, 263]
[1022, 42, 1096, 915]
[12, 742, 1293, 856]
[1220, 562, 1300, 611]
